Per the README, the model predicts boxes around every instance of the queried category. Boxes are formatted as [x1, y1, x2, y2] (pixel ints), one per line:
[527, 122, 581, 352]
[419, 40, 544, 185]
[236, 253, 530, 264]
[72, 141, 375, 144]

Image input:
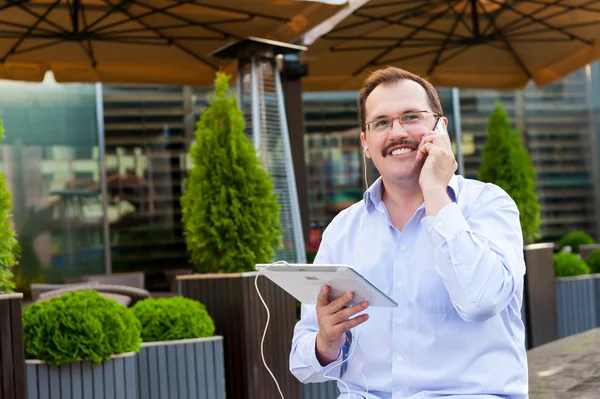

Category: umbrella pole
[95, 82, 112, 275]
[452, 87, 465, 176]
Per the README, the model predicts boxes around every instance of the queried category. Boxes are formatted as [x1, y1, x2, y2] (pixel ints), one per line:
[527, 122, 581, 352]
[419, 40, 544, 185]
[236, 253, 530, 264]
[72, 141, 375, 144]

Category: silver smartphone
[434, 117, 448, 136]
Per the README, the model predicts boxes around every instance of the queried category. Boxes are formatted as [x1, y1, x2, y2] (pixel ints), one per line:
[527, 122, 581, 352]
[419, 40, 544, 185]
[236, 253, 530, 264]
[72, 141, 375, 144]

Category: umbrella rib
[353, 10, 472, 40]
[506, 20, 600, 37]
[372, 43, 465, 67]
[9, 38, 64, 56]
[487, 0, 593, 45]
[505, 0, 598, 33]
[78, 1, 98, 68]
[522, 0, 600, 13]
[437, 45, 473, 68]
[192, 1, 289, 23]
[497, 0, 567, 33]
[0, 1, 28, 12]
[87, 1, 184, 35]
[1, 0, 61, 64]
[16, 1, 70, 34]
[427, 0, 470, 76]
[107, 0, 219, 70]
[130, 0, 241, 40]
[361, 0, 428, 11]
[480, 0, 516, 35]
[85, 0, 133, 33]
[328, 0, 444, 36]
[477, 2, 532, 79]
[0, 19, 60, 36]
[352, 4, 451, 76]
[331, 42, 450, 52]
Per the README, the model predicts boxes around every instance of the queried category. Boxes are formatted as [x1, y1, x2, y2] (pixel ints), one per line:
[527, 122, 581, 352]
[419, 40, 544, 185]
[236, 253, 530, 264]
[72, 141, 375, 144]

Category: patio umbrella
[299, 0, 600, 90]
[0, 0, 346, 85]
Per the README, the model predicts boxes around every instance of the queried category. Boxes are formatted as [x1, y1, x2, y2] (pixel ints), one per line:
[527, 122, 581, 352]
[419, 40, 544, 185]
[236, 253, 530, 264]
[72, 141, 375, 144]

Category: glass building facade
[1, 62, 599, 294]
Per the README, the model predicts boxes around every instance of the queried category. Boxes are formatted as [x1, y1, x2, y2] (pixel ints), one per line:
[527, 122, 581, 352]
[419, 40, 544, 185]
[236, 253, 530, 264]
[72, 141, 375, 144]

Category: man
[289, 67, 528, 399]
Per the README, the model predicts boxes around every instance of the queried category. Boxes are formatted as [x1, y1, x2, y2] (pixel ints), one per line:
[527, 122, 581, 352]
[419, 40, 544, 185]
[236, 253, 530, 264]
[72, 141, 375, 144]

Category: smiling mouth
[390, 148, 416, 156]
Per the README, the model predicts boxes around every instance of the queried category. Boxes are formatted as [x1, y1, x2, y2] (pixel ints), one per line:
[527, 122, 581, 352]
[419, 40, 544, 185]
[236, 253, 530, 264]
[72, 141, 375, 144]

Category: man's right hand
[315, 285, 369, 366]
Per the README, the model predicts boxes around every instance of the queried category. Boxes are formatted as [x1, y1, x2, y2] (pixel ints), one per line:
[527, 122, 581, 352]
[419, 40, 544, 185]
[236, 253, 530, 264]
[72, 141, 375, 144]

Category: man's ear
[360, 131, 370, 158]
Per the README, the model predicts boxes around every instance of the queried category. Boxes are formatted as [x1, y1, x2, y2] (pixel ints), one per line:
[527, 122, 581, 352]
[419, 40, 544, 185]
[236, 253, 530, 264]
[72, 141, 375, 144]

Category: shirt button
[452, 259, 459, 265]
[397, 390, 404, 397]
[397, 281, 403, 288]
[436, 221, 443, 228]
[397, 356, 403, 363]
[397, 318, 404, 325]
[400, 246, 407, 252]
[427, 227, 432, 233]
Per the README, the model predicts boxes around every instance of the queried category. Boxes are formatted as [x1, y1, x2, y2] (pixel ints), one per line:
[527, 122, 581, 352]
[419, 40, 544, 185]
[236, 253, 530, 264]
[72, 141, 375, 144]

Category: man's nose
[389, 119, 409, 138]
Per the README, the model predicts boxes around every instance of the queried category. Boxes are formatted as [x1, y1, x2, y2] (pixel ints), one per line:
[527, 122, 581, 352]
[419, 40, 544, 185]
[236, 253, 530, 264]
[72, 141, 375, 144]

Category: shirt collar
[363, 174, 460, 211]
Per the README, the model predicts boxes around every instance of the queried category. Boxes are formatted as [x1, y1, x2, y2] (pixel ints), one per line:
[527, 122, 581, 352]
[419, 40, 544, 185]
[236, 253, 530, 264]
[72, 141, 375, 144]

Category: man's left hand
[416, 131, 457, 193]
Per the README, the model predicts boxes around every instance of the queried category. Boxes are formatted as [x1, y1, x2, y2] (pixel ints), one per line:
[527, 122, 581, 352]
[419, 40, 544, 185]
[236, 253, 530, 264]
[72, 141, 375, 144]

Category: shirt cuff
[421, 202, 471, 247]
[301, 331, 344, 376]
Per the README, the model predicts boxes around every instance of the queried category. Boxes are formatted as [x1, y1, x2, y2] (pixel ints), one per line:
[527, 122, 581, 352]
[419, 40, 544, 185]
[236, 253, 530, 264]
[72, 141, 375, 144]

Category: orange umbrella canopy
[0, 0, 345, 85]
[301, 0, 600, 90]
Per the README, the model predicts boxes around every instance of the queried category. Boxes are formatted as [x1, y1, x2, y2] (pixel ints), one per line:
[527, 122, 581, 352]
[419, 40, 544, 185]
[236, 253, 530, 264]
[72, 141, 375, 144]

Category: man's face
[360, 79, 438, 185]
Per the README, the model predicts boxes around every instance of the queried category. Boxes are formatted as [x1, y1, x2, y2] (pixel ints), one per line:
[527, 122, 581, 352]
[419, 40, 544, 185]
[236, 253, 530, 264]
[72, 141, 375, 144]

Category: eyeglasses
[364, 110, 438, 135]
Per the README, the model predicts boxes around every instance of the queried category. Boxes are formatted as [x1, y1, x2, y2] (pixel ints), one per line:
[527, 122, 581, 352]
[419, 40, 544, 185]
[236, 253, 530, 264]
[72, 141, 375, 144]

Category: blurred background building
[1, 61, 598, 292]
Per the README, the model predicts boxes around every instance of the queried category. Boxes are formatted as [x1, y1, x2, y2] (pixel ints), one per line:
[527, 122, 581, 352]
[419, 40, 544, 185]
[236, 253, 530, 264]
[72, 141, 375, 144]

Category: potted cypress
[23, 290, 142, 398]
[476, 102, 556, 348]
[178, 73, 298, 398]
[131, 296, 224, 399]
[0, 119, 26, 399]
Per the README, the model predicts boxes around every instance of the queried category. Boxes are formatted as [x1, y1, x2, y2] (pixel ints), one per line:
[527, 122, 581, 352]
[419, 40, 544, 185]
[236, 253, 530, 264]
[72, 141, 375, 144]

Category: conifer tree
[0, 120, 19, 293]
[477, 102, 541, 244]
[181, 73, 281, 273]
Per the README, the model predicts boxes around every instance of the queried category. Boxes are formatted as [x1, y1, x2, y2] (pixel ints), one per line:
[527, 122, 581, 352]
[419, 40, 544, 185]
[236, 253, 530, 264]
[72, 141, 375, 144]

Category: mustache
[382, 140, 420, 157]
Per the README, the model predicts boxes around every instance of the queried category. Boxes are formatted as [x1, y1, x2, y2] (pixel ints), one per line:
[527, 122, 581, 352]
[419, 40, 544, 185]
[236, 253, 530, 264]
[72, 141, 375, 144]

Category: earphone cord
[363, 147, 369, 190]
[255, 261, 369, 399]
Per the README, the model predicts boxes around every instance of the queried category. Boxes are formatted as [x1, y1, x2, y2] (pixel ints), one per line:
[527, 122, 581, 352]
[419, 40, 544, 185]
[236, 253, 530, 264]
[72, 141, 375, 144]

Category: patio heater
[212, 37, 307, 264]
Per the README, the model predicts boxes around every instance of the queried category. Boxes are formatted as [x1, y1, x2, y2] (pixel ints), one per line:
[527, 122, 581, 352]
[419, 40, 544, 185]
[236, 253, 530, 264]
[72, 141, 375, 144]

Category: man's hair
[358, 67, 443, 131]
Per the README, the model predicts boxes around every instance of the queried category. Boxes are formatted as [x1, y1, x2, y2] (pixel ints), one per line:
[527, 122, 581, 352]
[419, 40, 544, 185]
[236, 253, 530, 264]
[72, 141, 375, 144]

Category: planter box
[301, 382, 340, 399]
[523, 243, 559, 348]
[0, 293, 26, 399]
[178, 272, 300, 399]
[556, 274, 600, 338]
[136, 336, 225, 399]
[26, 352, 138, 399]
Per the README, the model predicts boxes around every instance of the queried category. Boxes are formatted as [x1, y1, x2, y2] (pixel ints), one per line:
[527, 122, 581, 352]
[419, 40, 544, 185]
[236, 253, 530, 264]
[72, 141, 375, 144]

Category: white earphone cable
[255, 261, 288, 399]
[363, 147, 369, 190]
[255, 261, 369, 399]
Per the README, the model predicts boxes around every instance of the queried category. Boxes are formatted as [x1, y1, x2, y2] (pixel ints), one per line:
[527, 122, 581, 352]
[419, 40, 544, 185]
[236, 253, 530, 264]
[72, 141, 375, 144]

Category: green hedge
[558, 230, 595, 254]
[131, 296, 215, 342]
[553, 252, 591, 278]
[585, 248, 600, 274]
[22, 290, 141, 365]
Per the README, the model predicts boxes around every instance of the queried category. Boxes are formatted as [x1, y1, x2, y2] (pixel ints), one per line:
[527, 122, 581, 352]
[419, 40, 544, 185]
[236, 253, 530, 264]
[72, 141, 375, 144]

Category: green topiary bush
[180, 72, 282, 274]
[585, 248, 600, 274]
[558, 230, 595, 253]
[22, 290, 141, 365]
[477, 102, 541, 244]
[0, 120, 20, 294]
[131, 296, 215, 342]
[553, 252, 591, 278]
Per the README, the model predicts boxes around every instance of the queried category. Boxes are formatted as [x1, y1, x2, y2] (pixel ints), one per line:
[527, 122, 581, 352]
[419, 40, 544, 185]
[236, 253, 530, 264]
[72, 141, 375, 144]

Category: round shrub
[585, 248, 600, 274]
[131, 296, 215, 342]
[553, 252, 591, 278]
[558, 230, 594, 253]
[22, 290, 141, 365]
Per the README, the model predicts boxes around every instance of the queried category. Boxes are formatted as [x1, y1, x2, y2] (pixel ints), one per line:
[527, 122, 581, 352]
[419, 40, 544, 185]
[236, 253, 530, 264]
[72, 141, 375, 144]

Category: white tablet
[255, 263, 398, 307]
